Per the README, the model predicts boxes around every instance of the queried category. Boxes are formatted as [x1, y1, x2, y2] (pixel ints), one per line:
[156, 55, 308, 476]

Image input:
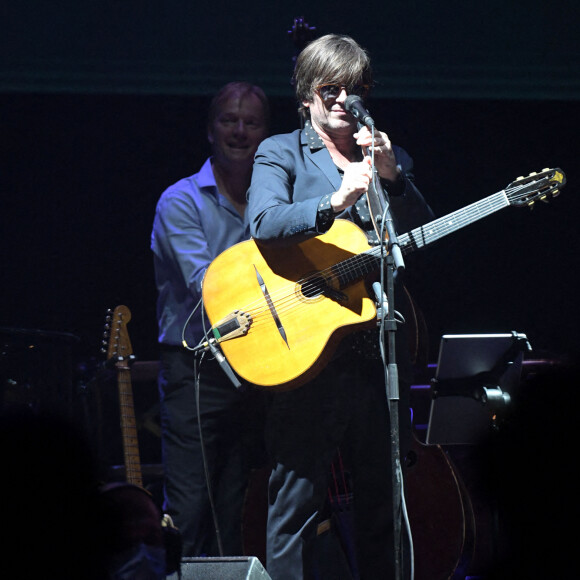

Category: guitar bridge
[211, 310, 252, 342]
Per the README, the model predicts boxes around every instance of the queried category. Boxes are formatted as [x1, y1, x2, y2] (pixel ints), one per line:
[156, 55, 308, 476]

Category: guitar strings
[407, 191, 508, 247]
[400, 178, 541, 249]
[215, 177, 551, 334]
[412, 177, 550, 244]
[220, 250, 383, 334]
[236, 188, 507, 324]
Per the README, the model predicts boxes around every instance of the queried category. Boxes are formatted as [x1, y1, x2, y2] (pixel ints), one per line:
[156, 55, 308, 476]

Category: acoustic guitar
[202, 168, 565, 392]
[104, 305, 142, 487]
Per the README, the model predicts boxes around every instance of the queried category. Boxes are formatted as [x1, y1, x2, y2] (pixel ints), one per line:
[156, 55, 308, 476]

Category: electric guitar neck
[104, 305, 143, 487]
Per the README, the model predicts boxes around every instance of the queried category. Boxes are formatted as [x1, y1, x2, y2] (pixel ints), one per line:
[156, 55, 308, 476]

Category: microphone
[344, 95, 375, 128]
[208, 339, 242, 389]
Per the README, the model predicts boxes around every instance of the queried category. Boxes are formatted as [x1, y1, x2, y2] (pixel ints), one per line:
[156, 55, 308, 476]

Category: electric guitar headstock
[505, 167, 566, 208]
[102, 305, 134, 365]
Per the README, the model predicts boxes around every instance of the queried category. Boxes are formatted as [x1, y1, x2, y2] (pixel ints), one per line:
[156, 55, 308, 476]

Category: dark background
[1, 6, 578, 575]
[1, 2, 579, 388]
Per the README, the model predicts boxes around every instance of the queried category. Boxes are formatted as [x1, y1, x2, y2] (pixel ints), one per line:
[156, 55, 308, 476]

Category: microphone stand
[371, 158, 407, 580]
[352, 113, 411, 577]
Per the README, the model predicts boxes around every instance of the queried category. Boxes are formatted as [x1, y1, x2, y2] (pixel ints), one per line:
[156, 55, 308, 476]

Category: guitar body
[203, 220, 377, 390]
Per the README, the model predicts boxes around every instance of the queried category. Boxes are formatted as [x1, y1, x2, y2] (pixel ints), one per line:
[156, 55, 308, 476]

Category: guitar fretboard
[331, 190, 510, 288]
[117, 367, 143, 488]
[333, 252, 381, 287]
[398, 190, 509, 253]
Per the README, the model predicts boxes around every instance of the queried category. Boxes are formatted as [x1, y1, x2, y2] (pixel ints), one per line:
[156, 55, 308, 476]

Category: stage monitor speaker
[168, 556, 271, 579]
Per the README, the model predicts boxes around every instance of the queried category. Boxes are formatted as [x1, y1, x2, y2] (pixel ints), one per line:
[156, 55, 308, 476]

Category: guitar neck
[117, 366, 143, 488]
[398, 190, 510, 254]
[332, 190, 511, 287]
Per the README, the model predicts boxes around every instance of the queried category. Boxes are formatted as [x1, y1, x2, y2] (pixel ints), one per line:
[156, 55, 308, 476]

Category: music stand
[425, 332, 530, 445]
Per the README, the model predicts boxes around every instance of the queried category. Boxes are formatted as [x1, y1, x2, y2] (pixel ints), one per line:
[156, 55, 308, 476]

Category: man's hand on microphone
[330, 156, 373, 212]
[354, 126, 400, 182]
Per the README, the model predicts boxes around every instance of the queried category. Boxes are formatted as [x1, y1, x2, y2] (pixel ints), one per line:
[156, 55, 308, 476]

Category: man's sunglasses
[315, 83, 371, 102]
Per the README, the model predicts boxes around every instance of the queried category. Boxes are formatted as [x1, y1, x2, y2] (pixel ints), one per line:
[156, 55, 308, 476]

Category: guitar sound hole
[301, 275, 326, 298]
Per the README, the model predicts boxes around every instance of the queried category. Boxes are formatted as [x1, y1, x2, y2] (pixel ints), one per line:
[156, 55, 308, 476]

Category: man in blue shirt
[151, 81, 270, 557]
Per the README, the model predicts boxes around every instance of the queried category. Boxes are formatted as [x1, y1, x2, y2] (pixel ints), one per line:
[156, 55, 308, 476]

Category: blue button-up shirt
[151, 158, 250, 347]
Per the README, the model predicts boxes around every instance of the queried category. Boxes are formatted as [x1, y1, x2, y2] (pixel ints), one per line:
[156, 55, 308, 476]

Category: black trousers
[158, 347, 265, 557]
[264, 356, 411, 580]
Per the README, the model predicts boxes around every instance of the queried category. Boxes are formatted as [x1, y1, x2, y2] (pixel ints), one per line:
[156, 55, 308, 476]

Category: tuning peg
[515, 175, 524, 181]
[528, 171, 537, 176]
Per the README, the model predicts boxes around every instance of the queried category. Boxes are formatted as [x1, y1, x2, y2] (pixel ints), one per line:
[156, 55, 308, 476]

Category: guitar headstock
[103, 305, 134, 362]
[506, 168, 566, 208]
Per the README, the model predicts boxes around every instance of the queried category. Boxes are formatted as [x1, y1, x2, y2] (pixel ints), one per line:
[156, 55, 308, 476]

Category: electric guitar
[104, 305, 143, 487]
[202, 168, 566, 391]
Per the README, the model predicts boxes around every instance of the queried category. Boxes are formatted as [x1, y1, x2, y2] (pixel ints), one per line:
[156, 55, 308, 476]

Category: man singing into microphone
[247, 35, 434, 579]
